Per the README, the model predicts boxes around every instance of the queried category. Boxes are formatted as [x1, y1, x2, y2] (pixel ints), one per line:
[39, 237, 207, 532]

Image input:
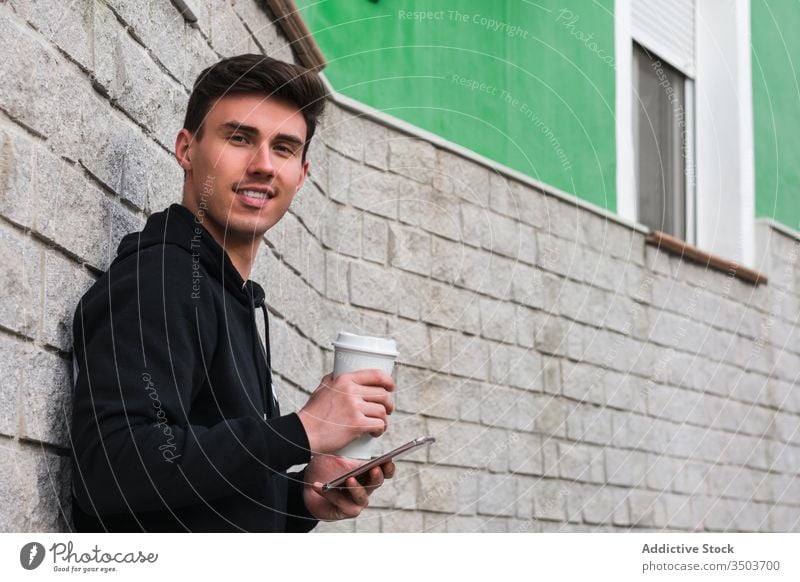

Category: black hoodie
[70, 203, 318, 532]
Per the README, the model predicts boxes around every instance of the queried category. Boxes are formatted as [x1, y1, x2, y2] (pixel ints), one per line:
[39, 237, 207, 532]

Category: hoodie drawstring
[249, 283, 279, 419]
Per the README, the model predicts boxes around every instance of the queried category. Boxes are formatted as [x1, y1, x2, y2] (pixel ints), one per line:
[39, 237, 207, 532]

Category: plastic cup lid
[332, 332, 399, 357]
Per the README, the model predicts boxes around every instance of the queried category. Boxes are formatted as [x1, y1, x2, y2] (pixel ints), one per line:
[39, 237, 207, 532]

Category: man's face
[177, 93, 309, 245]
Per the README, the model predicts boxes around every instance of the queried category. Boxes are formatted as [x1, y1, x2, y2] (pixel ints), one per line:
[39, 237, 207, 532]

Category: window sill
[646, 230, 768, 286]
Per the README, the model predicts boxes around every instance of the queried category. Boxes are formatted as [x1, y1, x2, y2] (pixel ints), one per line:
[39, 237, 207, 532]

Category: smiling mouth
[234, 186, 276, 200]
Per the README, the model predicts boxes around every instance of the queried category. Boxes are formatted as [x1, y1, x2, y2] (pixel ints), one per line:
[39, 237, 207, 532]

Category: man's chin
[220, 218, 273, 243]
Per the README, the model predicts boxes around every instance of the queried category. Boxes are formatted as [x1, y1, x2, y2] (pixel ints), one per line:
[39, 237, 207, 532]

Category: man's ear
[175, 128, 194, 171]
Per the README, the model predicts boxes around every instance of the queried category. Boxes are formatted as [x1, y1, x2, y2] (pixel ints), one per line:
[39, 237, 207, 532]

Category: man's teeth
[238, 189, 271, 199]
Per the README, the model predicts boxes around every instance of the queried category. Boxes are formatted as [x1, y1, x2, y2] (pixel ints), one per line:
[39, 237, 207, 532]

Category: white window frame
[616, 0, 755, 266]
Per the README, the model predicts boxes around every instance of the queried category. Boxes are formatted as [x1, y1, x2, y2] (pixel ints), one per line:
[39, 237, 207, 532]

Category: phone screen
[321, 436, 435, 491]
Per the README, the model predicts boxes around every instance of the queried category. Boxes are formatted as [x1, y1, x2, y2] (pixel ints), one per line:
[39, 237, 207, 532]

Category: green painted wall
[296, 0, 617, 211]
[752, 0, 800, 231]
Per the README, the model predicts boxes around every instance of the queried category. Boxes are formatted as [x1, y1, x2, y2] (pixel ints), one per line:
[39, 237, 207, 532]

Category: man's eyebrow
[218, 121, 260, 135]
[274, 132, 306, 147]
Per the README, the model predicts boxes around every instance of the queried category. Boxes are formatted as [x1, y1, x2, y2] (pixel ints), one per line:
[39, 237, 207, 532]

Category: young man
[70, 54, 395, 532]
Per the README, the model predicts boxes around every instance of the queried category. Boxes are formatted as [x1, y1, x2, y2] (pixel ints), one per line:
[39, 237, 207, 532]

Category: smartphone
[321, 436, 435, 492]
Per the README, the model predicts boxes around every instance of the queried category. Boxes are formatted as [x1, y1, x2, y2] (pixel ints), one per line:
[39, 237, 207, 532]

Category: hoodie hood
[113, 203, 263, 306]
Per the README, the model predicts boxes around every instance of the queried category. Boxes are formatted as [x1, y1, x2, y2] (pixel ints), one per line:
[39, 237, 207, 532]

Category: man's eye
[230, 134, 249, 144]
[275, 145, 294, 155]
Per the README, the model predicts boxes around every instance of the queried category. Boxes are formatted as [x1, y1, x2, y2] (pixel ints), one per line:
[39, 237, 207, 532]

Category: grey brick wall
[1, 0, 798, 533]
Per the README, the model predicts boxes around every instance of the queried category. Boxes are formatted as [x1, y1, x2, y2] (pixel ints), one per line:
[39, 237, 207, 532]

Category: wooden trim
[646, 230, 768, 286]
[265, 0, 327, 71]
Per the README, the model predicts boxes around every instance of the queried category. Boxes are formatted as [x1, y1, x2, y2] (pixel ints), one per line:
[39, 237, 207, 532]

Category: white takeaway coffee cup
[332, 332, 398, 459]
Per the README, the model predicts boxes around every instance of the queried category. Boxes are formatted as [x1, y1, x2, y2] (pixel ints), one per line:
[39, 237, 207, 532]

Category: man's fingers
[381, 461, 396, 480]
[344, 477, 370, 507]
[347, 369, 396, 392]
[359, 387, 395, 414]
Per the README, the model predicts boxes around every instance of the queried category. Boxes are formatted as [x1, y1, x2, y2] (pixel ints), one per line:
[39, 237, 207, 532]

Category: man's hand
[297, 370, 395, 455]
[302, 454, 395, 522]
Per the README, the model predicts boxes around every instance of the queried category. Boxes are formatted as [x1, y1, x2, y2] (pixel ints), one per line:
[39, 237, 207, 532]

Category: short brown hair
[184, 54, 327, 160]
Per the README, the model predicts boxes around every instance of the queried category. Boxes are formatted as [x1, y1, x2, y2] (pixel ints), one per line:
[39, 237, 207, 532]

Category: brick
[510, 264, 546, 310]
[533, 479, 568, 521]
[30, 149, 109, 271]
[488, 343, 543, 391]
[536, 232, 577, 278]
[381, 510, 424, 532]
[605, 448, 648, 487]
[534, 316, 568, 357]
[557, 442, 604, 483]
[458, 381, 483, 422]
[417, 465, 478, 514]
[459, 202, 489, 248]
[18, 349, 71, 448]
[482, 212, 521, 260]
[509, 432, 544, 476]
[388, 223, 430, 275]
[430, 236, 466, 285]
[322, 203, 361, 257]
[319, 105, 365, 162]
[0, 223, 42, 338]
[643, 453, 677, 490]
[428, 327, 451, 373]
[76, 90, 181, 212]
[427, 418, 508, 472]
[42, 250, 96, 351]
[362, 213, 388, 264]
[352, 507, 382, 532]
[394, 367, 459, 421]
[103, 0, 190, 84]
[0, 125, 37, 229]
[435, 149, 491, 207]
[477, 473, 516, 517]
[0, 442, 71, 532]
[92, 9, 187, 150]
[541, 357, 562, 394]
[269, 317, 324, 392]
[449, 334, 489, 380]
[0, 336, 25, 437]
[628, 489, 665, 528]
[304, 139, 329, 197]
[531, 394, 567, 438]
[0, 14, 83, 158]
[416, 187, 463, 242]
[231, 0, 296, 62]
[458, 249, 514, 299]
[348, 168, 400, 220]
[313, 520, 355, 533]
[561, 360, 606, 405]
[489, 177, 546, 228]
[10, 0, 93, 70]
[181, 20, 222, 87]
[581, 485, 630, 526]
[547, 199, 581, 242]
[481, 386, 535, 431]
[419, 281, 481, 335]
[371, 469, 420, 513]
[364, 123, 391, 171]
[479, 297, 517, 344]
[388, 138, 435, 184]
[358, 310, 389, 338]
[611, 411, 658, 451]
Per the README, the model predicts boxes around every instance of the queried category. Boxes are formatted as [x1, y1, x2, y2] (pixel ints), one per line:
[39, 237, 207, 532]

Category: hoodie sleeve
[71, 246, 311, 515]
[285, 469, 319, 532]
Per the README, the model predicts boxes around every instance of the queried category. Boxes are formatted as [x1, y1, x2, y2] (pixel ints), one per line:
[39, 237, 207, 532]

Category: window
[632, 43, 694, 241]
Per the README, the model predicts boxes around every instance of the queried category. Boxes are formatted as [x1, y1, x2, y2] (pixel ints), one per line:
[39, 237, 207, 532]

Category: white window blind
[632, 0, 696, 77]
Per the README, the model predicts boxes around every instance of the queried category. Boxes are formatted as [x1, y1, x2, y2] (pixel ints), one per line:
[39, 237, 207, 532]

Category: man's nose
[247, 144, 276, 176]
